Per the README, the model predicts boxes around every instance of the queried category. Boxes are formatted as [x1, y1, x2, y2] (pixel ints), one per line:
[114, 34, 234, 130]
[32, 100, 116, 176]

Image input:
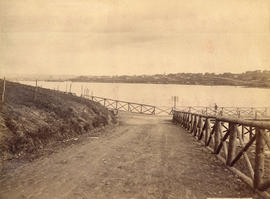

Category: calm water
[20, 81, 270, 107]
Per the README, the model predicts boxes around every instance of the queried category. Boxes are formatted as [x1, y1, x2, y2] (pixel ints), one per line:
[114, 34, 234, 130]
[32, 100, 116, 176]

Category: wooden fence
[175, 106, 269, 120]
[173, 110, 270, 198]
[85, 95, 269, 119]
[85, 95, 173, 115]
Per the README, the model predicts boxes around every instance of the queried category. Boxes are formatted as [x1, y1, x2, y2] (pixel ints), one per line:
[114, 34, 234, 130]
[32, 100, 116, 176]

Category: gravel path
[0, 113, 260, 199]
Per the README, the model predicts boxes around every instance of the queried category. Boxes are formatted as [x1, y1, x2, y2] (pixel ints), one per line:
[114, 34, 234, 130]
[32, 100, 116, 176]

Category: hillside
[0, 80, 116, 168]
[68, 70, 270, 88]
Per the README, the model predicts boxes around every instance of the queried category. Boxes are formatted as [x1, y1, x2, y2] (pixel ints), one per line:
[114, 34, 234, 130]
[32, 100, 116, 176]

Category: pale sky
[0, 0, 269, 76]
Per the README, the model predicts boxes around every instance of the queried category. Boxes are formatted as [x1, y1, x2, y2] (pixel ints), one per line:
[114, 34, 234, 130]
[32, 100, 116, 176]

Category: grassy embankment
[0, 80, 116, 166]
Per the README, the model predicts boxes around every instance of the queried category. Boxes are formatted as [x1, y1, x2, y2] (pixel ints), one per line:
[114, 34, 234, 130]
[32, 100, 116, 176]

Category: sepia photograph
[0, 0, 270, 198]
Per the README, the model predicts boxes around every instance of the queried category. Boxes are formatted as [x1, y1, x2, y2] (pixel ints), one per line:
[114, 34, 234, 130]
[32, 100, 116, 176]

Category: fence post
[69, 83, 72, 93]
[34, 80, 38, 101]
[183, 113, 186, 127]
[237, 108, 241, 118]
[226, 123, 237, 166]
[182, 113, 185, 127]
[249, 126, 253, 140]
[81, 85, 83, 97]
[185, 113, 188, 129]
[1, 77, 6, 103]
[189, 113, 194, 133]
[214, 121, 221, 152]
[181, 113, 184, 127]
[83, 88, 86, 97]
[255, 111, 258, 120]
[181, 113, 184, 126]
[190, 114, 193, 130]
[198, 116, 203, 139]
[205, 118, 210, 146]
[115, 101, 118, 110]
[220, 107, 223, 116]
[187, 114, 191, 131]
[193, 115, 198, 136]
[189, 114, 193, 132]
[241, 125, 245, 141]
[254, 128, 265, 189]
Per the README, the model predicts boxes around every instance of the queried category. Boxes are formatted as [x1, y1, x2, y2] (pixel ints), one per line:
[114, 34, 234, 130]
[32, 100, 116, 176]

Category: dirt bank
[0, 80, 116, 166]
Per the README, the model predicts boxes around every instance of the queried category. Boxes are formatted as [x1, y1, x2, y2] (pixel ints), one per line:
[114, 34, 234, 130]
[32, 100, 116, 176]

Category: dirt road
[0, 113, 259, 199]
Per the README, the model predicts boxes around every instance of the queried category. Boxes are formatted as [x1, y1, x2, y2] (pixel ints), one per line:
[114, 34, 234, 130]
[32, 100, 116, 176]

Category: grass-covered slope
[0, 80, 116, 162]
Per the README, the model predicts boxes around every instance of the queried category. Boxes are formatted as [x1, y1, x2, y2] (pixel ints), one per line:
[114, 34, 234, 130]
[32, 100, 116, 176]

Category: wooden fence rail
[175, 106, 269, 120]
[85, 95, 270, 119]
[85, 95, 173, 115]
[173, 110, 270, 198]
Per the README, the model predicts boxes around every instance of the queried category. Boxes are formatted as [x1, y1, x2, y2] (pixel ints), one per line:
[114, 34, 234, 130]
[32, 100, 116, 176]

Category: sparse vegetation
[0, 81, 116, 164]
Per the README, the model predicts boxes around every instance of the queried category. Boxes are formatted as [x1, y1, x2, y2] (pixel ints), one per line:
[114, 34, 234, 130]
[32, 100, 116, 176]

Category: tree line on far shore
[68, 70, 270, 88]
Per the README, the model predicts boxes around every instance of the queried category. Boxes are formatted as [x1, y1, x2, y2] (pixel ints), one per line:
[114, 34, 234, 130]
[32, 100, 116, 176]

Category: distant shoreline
[16, 79, 270, 89]
[12, 70, 270, 89]
[39, 79, 270, 89]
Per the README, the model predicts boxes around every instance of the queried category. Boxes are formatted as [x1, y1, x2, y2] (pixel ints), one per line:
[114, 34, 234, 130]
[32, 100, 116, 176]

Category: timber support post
[226, 123, 237, 166]
[193, 116, 197, 136]
[254, 128, 265, 190]
[205, 118, 210, 146]
[189, 114, 193, 132]
[198, 116, 203, 140]
[214, 121, 221, 153]
[250, 126, 253, 140]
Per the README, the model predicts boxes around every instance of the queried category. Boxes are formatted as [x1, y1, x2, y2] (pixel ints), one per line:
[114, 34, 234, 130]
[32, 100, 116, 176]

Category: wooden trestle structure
[173, 110, 270, 198]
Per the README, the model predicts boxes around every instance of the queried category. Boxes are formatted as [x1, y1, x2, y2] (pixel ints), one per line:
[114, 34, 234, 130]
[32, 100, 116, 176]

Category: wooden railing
[173, 110, 270, 198]
[175, 106, 269, 120]
[85, 95, 173, 115]
[85, 95, 270, 119]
